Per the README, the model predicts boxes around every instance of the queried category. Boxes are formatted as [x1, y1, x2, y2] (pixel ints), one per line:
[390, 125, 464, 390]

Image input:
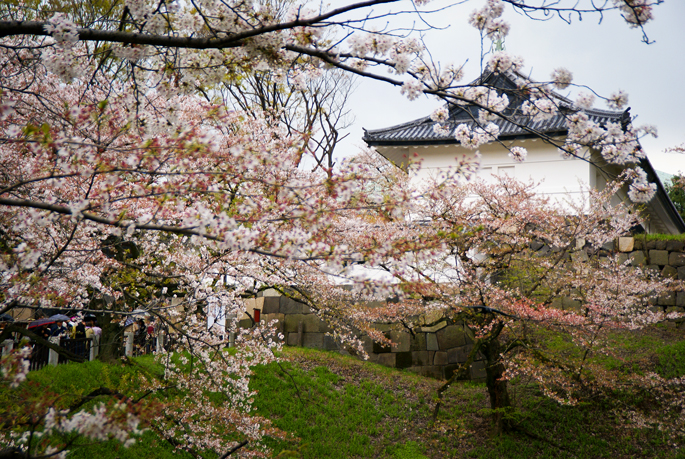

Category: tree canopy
[0, 0, 679, 457]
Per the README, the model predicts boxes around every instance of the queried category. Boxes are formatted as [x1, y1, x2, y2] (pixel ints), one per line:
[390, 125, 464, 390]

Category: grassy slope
[251, 343, 685, 459]
[5, 325, 685, 459]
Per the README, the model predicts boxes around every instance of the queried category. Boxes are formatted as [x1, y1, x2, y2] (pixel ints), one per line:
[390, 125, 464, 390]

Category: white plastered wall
[377, 138, 594, 207]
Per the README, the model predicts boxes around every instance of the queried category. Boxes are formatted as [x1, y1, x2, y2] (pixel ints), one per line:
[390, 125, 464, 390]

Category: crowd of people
[31, 314, 102, 342]
[3, 312, 168, 364]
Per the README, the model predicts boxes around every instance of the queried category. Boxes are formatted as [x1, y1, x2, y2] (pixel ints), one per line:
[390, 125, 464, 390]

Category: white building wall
[379, 139, 594, 207]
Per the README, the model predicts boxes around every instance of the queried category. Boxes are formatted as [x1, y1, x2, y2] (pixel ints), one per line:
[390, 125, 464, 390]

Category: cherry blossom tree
[0, 64, 411, 456]
[0, 0, 673, 455]
[305, 162, 683, 434]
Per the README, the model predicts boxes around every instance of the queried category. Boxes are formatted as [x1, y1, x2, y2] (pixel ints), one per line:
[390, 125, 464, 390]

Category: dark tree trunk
[98, 313, 123, 362]
[482, 336, 511, 435]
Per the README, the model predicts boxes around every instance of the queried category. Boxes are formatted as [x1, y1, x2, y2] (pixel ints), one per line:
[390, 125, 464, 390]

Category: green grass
[250, 348, 435, 458]
[656, 340, 685, 379]
[639, 233, 685, 242]
[3, 331, 685, 459]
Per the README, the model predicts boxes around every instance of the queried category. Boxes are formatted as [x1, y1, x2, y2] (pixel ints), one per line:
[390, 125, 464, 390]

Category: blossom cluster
[550, 67, 573, 90]
[626, 167, 657, 202]
[0, 347, 31, 388]
[454, 122, 500, 149]
[487, 52, 524, 75]
[613, 0, 655, 27]
[468, 0, 509, 39]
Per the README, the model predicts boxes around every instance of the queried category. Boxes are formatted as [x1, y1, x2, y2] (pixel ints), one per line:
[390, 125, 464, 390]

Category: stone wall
[237, 236, 685, 381]
[241, 292, 486, 381]
[608, 236, 685, 320]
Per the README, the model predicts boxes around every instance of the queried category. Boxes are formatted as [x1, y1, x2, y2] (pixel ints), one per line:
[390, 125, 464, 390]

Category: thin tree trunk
[482, 336, 510, 435]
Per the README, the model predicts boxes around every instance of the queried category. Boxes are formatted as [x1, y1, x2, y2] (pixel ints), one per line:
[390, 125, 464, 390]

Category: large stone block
[377, 353, 396, 368]
[669, 252, 685, 267]
[389, 330, 411, 353]
[571, 250, 588, 263]
[286, 332, 301, 347]
[649, 250, 670, 266]
[656, 240, 667, 250]
[259, 288, 280, 297]
[618, 237, 634, 252]
[323, 334, 339, 351]
[373, 339, 391, 353]
[666, 241, 685, 252]
[304, 314, 327, 333]
[549, 297, 563, 310]
[678, 266, 685, 280]
[433, 351, 448, 366]
[420, 309, 444, 326]
[658, 292, 676, 306]
[630, 251, 646, 266]
[561, 297, 581, 312]
[302, 333, 324, 349]
[361, 336, 374, 356]
[436, 325, 467, 349]
[534, 244, 551, 256]
[285, 313, 326, 333]
[644, 265, 660, 276]
[530, 241, 544, 251]
[241, 297, 259, 321]
[661, 265, 678, 279]
[280, 297, 311, 314]
[426, 333, 439, 351]
[409, 333, 427, 351]
[470, 361, 487, 380]
[396, 352, 413, 369]
[284, 314, 306, 333]
[677, 292, 685, 308]
[447, 345, 473, 364]
[261, 314, 285, 332]
[262, 296, 281, 314]
[412, 351, 430, 366]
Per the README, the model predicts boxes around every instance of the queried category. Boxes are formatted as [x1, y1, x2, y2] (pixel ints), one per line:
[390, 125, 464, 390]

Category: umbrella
[27, 318, 56, 328]
[48, 314, 71, 322]
[0, 313, 13, 322]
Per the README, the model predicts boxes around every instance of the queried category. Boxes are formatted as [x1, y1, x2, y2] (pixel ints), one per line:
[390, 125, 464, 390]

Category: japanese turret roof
[363, 71, 627, 146]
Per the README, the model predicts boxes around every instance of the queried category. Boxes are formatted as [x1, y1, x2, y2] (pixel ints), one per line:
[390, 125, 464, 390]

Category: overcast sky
[337, 0, 685, 177]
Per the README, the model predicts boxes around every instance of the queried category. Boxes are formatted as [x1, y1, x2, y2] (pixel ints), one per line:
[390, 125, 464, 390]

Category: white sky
[337, 0, 685, 177]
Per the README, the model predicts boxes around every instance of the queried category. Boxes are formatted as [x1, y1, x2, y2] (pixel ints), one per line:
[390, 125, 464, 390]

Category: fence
[3, 336, 98, 372]
[122, 331, 167, 357]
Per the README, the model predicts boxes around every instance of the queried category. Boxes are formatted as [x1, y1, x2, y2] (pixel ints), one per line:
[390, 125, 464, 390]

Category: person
[85, 316, 102, 338]
[134, 319, 147, 354]
[72, 321, 87, 357]
[145, 320, 155, 353]
[74, 322, 86, 339]
[86, 317, 101, 358]
[48, 320, 67, 338]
